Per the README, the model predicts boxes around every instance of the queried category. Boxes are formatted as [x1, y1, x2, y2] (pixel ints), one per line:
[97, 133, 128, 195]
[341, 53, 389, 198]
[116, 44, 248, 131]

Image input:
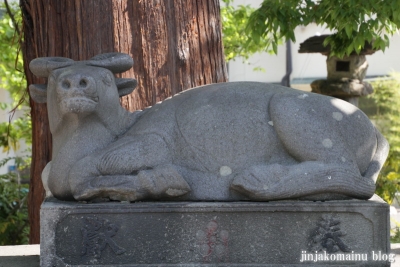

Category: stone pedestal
[41, 196, 390, 266]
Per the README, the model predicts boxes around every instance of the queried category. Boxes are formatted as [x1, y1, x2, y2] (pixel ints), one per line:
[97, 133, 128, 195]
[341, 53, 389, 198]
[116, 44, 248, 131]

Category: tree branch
[3, 0, 21, 37]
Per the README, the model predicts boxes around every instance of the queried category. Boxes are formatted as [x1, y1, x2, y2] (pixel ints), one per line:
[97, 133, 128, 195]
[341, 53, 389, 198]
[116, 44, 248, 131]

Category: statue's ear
[115, 78, 137, 97]
[29, 84, 48, 103]
[29, 57, 74, 78]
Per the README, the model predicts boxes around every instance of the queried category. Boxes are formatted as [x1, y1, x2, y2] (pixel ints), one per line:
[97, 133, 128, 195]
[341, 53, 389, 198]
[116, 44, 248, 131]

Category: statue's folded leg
[231, 162, 375, 200]
[68, 133, 190, 201]
[70, 164, 191, 201]
[231, 92, 378, 201]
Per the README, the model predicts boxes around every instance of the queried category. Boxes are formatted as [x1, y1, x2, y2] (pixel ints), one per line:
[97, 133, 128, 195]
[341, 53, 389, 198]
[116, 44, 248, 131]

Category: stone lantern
[299, 35, 377, 106]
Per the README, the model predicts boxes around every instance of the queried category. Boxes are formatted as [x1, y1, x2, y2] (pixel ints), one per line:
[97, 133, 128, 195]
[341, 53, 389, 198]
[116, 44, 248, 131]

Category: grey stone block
[41, 196, 390, 266]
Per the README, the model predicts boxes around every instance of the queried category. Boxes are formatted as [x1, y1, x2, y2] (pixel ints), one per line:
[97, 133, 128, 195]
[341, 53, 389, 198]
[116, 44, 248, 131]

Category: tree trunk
[21, 0, 227, 244]
[117, 0, 228, 110]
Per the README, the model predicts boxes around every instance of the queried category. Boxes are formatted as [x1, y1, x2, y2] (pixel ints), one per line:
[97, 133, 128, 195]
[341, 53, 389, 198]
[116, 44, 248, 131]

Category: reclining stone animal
[29, 52, 389, 202]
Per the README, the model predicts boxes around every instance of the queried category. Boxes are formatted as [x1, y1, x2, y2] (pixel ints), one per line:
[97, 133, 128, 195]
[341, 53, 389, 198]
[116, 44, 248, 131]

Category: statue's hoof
[137, 165, 191, 199]
[231, 174, 270, 200]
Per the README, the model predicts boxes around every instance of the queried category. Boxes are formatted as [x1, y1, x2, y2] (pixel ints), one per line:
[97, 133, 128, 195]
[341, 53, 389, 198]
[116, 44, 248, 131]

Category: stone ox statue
[29, 53, 388, 202]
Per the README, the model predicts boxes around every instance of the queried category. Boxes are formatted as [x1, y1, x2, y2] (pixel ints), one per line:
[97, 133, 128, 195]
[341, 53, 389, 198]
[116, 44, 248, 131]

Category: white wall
[368, 32, 400, 76]
[228, 45, 286, 83]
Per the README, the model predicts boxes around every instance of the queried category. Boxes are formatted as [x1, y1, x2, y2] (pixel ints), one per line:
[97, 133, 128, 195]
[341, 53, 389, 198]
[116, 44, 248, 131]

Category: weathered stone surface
[311, 78, 374, 97]
[41, 196, 390, 266]
[298, 34, 377, 55]
[326, 56, 369, 81]
[29, 53, 389, 202]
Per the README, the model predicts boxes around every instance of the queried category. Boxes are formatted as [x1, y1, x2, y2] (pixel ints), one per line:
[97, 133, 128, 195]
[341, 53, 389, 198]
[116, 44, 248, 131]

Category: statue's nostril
[79, 79, 88, 88]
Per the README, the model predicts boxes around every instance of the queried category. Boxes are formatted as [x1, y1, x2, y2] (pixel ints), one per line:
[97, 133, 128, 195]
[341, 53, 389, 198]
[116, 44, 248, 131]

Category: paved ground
[0, 245, 39, 267]
[1, 244, 400, 266]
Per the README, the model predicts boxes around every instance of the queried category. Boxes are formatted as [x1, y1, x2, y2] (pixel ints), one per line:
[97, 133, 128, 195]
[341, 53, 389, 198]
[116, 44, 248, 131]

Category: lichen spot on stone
[268, 121, 274, 126]
[322, 138, 333, 148]
[219, 166, 232, 176]
[165, 188, 187, 196]
[332, 112, 343, 121]
[341, 157, 346, 162]
[298, 94, 309, 99]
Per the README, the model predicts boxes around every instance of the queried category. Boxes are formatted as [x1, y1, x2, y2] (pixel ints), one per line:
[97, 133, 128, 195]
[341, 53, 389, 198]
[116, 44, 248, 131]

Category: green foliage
[0, 115, 32, 153]
[0, 1, 31, 151]
[0, 1, 30, 245]
[391, 220, 400, 243]
[0, 156, 29, 245]
[223, 0, 400, 59]
[391, 227, 400, 243]
[0, 1, 24, 105]
[221, 0, 276, 61]
[359, 74, 400, 204]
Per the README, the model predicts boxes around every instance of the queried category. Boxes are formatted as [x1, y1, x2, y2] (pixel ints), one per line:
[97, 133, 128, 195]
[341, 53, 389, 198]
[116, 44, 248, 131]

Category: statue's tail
[362, 129, 389, 184]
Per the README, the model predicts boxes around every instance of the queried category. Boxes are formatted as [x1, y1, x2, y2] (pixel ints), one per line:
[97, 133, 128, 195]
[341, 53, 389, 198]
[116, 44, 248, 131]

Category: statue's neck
[51, 110, 139, 162]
